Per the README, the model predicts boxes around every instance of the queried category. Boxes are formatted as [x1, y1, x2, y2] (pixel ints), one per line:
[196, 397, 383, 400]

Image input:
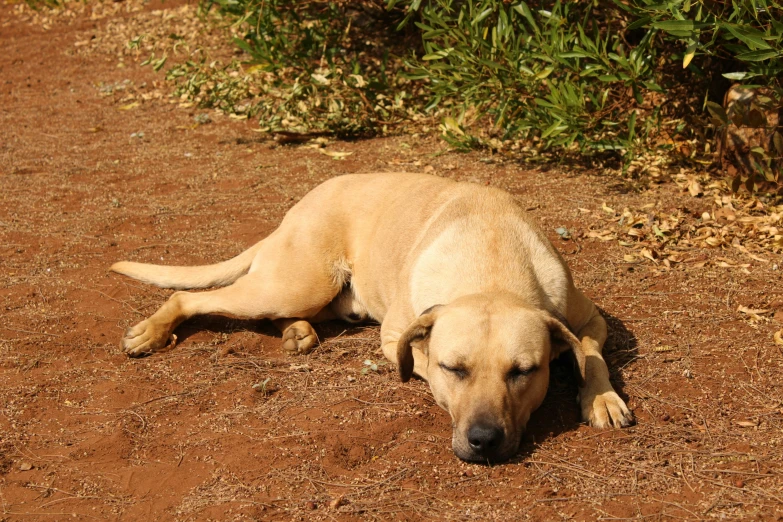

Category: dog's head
[397, 293, 585, 463]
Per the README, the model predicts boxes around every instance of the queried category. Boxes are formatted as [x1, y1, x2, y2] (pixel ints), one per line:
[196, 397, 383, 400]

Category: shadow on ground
[514, 308, 637, 460]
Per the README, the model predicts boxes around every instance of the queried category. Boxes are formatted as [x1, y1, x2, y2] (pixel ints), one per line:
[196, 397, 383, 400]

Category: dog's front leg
[380, 309, 430, 381]
[576, 311, 634, 428]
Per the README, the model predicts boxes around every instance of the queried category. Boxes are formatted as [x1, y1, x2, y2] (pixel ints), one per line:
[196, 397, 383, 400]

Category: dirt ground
[2, 1, 783, 520]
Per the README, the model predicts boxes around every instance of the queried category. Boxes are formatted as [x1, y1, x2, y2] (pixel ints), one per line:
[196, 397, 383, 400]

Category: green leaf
[627, 16, 652, 31]
[534, 98, 556, 108]
[736, 49, 781, 62]
[519, 64, 535, 75]
[559, 51, 590, 59]
[535, 66, 554, 79]
[652, 20, 695, 35]
[642, 81, 664, 92]
[512, 2, 539, 34]
[541, 121, 568, 139]
[722, 24, 772, 50]
[472, 7, 493, 26]
[722, 71, 752, 80]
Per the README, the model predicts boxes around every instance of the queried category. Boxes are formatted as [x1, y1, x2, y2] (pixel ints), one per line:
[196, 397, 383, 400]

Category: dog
[111, 173, 633, 462]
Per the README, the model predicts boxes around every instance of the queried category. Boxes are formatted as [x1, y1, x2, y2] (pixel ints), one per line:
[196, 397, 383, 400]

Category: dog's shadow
[172, 316, 282, 346]
[512, 307, 637, 461]
[170, 315, 377, 352]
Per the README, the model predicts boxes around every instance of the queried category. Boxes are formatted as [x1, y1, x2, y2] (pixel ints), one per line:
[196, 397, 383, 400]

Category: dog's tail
[110, 243, 261, 290]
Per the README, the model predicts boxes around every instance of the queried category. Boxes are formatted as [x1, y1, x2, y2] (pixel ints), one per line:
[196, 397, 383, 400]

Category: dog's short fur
[111, 173, 632, 462]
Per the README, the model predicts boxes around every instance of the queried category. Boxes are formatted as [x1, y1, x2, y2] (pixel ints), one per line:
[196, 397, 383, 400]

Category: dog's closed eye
[506, 365, 538, 381]
[439, 362, 469, 380]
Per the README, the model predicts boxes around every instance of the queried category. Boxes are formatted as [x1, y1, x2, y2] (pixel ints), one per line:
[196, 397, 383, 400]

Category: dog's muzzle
[454, 420, 516, 463]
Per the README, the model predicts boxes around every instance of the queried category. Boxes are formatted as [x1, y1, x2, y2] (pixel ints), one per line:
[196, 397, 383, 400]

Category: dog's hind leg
[273, 305, 339, 356]
[121, 254, 341, 357]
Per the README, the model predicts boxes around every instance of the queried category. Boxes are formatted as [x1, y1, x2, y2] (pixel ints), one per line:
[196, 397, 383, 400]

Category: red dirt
[1, 1, 782, 520]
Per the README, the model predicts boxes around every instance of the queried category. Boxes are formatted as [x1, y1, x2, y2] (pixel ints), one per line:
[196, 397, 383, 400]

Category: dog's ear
[397, 307, 441, 382]
[544, 315, 586, 387]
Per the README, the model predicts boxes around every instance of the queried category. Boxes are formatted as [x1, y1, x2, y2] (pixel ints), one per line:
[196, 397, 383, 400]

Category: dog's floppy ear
[544, 314, 586, 387]
[397, 306, 441, 382]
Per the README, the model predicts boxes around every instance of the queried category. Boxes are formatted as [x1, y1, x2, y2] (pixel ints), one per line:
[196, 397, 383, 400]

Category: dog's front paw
[122, 320, 174, 357]
[579, 388, 634, 428]
[281, 320, 318, 355]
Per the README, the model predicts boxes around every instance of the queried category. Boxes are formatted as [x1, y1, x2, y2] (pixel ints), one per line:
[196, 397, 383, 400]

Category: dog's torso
[292, 173, 578, 331]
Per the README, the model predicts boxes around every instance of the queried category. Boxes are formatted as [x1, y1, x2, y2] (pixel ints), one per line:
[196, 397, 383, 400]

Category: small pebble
[734, 479, 744, 488]
[329, 496, 345, 509]
[19, 462, 32, 471]
[660, 414, 670, 422]
[305, 501, 317, 510]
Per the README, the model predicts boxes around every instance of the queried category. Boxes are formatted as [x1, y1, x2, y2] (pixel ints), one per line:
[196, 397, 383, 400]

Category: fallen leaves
[584, 174, 783, 271]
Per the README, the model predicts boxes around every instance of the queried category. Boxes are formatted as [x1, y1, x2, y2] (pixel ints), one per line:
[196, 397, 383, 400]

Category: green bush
[168, 0, 782, 180]
[404, 1, 781, 160]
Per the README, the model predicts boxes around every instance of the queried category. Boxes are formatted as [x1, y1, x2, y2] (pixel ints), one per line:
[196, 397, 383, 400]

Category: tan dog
[111, 173, 633, 462]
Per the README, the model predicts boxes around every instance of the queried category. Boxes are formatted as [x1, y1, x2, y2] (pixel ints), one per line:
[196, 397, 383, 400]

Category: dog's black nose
[467, 423, 504, 455]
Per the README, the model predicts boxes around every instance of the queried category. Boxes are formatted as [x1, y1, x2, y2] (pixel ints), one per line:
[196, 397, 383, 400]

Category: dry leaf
[601, 202, 615, 215]
[687, 179, 703, 197]
[737, 305, 771, 322]
[735, 420, 759, 428]
[587, 230, 614, 241]
[641, 247, 658, 263]
[773, 329, 783, 346]
[118, 101, 139, 111]
[627, 228, 644, 238]
[319, 149, 353, 160]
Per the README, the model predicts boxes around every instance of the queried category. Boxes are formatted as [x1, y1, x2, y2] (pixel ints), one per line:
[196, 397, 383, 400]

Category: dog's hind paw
[580, 389, 634, 429]
[281, 320, 318, 355]
[121, 320, 174, 357]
